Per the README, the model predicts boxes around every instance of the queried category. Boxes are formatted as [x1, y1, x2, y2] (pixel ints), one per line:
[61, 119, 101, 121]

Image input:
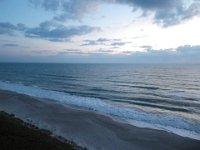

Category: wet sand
[0, 90, 200, 150]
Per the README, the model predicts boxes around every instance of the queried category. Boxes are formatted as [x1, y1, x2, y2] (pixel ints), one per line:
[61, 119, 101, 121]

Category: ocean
[0, 63, 200, 140]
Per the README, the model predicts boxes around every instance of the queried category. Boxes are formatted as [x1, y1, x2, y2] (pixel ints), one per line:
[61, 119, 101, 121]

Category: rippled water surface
[0, 63, 200, 139]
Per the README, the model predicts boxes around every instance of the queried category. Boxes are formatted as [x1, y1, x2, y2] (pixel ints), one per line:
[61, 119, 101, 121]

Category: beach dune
[0, 90, 200, 150]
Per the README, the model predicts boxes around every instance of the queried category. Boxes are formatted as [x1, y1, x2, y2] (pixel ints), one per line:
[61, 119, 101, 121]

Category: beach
[1, 0, 200, 149]
[0, 111, 80, 150]
[0, 90, 200, 150]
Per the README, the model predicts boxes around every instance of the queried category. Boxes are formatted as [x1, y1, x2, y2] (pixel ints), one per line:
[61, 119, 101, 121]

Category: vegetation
[0, 111, 84, 150]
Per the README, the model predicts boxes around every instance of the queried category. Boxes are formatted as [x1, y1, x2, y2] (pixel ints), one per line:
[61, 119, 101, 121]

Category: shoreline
[0, 90, 200, 150]
[1, 80, 200, 141]
[0, 111, 83, 150]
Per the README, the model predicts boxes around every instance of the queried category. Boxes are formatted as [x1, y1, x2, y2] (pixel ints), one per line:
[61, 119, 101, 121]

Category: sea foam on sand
[1, 90, 200, 150]
[0, 80, 200, 141]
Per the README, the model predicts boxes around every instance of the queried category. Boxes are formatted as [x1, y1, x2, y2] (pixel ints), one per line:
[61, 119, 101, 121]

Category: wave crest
[0, 80, 200, 140]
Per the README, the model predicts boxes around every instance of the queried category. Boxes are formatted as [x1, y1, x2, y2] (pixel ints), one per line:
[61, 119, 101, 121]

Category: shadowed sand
[0, 90, 200, 150]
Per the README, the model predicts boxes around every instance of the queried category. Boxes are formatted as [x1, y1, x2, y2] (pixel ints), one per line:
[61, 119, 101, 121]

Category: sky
[0, 0, 200, 63]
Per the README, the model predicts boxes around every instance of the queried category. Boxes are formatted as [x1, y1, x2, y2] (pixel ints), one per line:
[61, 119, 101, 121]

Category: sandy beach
[0, 90, 200, 150]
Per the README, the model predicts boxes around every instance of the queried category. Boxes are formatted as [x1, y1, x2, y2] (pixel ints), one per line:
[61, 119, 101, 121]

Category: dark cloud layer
[29, 0, 103, 21]
[177, 45, 200, 55]
[0, 22, 26, 36]
[29, 0, 200, 27]
[82, 38, 111, 46]
[62, 44, 200, 63]
[2, 43, 19, 47]
[58, 44, 200, 63]
[29, 0, 63, 11]
[1, 44, 200, 63]
[131, 45, 200, 63]
[81, 38, 130, 47]
[0, 21, 100, 41]
[111, 41, 130, 46]
[118, 0, 200, 26]
[0, 22, 18, 35]
[25, 21, 100, 41]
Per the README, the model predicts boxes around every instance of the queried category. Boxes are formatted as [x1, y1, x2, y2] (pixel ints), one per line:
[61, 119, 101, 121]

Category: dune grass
[0, 111, 84, 150]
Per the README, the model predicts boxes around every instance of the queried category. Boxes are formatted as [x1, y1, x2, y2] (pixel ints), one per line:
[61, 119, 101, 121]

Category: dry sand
[0, 90, 200, 150]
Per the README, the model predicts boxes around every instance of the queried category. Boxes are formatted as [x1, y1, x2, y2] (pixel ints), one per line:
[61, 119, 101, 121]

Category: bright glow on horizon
[0, 0, 200, 63]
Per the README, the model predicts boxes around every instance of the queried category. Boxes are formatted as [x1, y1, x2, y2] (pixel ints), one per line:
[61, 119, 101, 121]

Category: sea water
[0, 63, 200, 140]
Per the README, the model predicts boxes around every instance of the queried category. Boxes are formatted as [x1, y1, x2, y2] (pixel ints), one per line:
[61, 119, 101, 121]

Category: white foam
[0, 80, 200, 140]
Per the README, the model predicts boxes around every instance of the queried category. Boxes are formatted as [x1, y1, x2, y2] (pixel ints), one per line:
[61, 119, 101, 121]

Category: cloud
[111, 41, 130, 46]
[81, 38, 111, 46]
[29, 0, 200, 27]
[0, 22, 17, 35]
[91, 48, 115, 54]
[152, 1, 200, 27]
[29, 0, 103, 21]
[2, 43, 19, 47]
[62, 48, 83, 54]
[81, 38, 130, 47]
[59, 49, 87, 55]
[61, 44, 200, 63]
[130, 45, 200, 63]
[64, 48, 82, 51]
[54, 0, 104, 21]
[0, 22, 26, 36]
[114, 0, 200, 27]
[60, 48, 114, 55]
[0, 21, 100, 41]
[176, 45, 200, 55]
[1, 44, 200, 63]
[29, 0, 63, 11]
[25, 21, 100, 41]
[30, 50, 54, 55]
[140, 45, 153, 50]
